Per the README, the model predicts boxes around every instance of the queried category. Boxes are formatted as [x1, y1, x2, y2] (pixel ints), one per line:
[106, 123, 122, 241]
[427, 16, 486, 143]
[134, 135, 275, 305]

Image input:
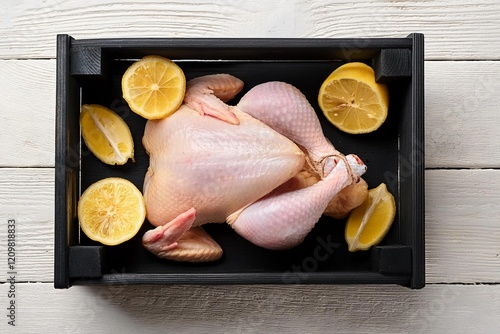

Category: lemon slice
[122, 55, 186, 119]
[318, 62, 389, 134]
[345, 183, 396, 252]
[78, 178, 146, 246]
[80, 104, 134, 165]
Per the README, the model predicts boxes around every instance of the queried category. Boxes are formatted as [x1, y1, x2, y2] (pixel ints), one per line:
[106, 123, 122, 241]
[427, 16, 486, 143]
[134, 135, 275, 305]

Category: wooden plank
[425, 61, 500, 168]
[0, 60, 55, 167]
[0, 59, 499, 168]
[425, 169, 500, 283]
[1, 0, 499, 60]
[1, 283, 499, 333]
[1, 168, 499, 284]
[0, 168, 54, 282]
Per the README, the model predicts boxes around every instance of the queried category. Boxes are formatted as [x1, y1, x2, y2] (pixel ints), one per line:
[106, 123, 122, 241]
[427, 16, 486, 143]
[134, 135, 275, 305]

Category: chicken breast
[142, 104, 305, 227]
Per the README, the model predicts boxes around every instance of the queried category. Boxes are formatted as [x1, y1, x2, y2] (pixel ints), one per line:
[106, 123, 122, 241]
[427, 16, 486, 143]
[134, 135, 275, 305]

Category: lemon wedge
[78, 178, 146, 246]
[122, 55, 186, 119]
[345, 183, 396, 252]
[80, 104, 134, 165]
[318, 62, 389, 134]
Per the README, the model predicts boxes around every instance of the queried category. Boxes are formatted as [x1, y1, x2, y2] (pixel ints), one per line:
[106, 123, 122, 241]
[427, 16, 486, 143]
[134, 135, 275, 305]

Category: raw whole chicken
[142, 74, 367, 262]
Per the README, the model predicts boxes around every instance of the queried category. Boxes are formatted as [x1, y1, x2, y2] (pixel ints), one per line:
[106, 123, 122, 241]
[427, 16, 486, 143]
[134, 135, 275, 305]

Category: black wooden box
[55, 34, 424, 288]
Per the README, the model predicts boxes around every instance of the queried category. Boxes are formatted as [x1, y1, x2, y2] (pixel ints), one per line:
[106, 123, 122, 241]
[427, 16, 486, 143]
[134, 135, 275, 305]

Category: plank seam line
[429, 282, 500, 286]
[0, 166, 55, 169]
[0, 281, 48, 284]
[425, 167, 500, 171]
[0, 57, 53, 61]
[427, 59, 500, 62]
[1, 282, 500, 285]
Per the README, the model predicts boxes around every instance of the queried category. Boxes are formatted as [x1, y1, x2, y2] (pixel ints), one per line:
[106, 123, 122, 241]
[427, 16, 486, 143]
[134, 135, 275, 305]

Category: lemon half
[78, 178, 146, 246]
[318, 62, 389, 134]
[122, 55, 186, 119]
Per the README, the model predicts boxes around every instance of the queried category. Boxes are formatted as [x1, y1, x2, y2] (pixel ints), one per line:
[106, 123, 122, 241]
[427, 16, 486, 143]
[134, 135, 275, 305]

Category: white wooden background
[1, 0, 500, 333]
